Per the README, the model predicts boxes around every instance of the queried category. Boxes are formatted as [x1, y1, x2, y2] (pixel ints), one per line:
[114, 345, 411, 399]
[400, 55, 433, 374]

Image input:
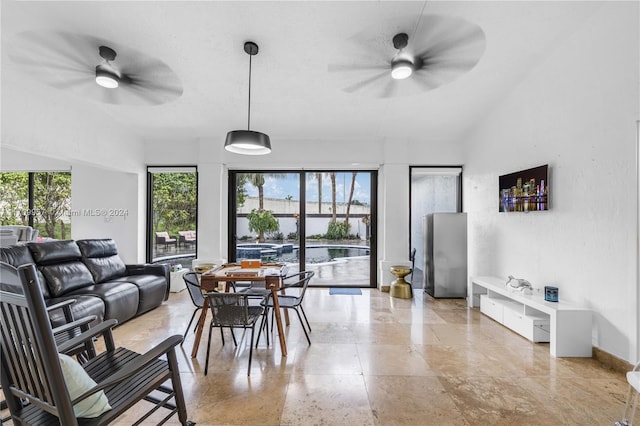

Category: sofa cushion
[28, 240, 82, 265]
[0, 246, 50, 298]
[69, 282, 139, 324]
[83, 256, 127, 283]
[113, 274, 168, 315]
[1, 244, 34, 266]
[46, 295, 106, 329]
[41, 262, 95, 297]
[77, 239, 119, 258]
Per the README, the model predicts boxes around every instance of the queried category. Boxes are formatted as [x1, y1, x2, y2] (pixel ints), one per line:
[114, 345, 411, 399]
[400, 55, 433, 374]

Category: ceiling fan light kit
[225, 41, 272, 155]
[95, 65, 119, 88]
[391, 59, 413, 80]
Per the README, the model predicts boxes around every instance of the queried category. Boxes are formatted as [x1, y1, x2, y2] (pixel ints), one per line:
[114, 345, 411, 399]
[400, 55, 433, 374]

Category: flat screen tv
[499, 164, 549, 212]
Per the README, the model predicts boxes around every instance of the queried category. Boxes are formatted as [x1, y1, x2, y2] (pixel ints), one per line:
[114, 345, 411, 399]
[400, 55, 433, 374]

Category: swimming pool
[237, 243, 369, 264]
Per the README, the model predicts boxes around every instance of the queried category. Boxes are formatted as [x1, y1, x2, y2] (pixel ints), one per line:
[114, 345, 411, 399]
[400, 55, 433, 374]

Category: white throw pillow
[58, 353, 112, 418]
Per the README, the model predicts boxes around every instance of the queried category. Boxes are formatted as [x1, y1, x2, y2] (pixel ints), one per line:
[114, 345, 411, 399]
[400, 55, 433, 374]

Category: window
[0, 171, 72, 239]
[147, 167, 198, 265]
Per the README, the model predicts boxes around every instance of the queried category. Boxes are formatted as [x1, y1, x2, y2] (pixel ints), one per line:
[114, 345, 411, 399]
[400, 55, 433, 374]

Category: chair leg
[230, 328, 238, 346]
[166, 348, 193, 425]
[219, 327, 225, 345]
[181, 308, 200, 345]
[256, 311, 267, 348]
[299, 305, 312, 332]
[294, 308, 311, 345]
[248, 325, 256, 376]
[204, 322, 214, 375]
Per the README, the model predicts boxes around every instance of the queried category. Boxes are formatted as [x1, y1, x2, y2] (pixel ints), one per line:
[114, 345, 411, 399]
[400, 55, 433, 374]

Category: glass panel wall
[147, 167, 198, 266]
[304, 171, 372, 286]
[0, 171, 71, 240]
[229, 170, 376, 287]
[233, 172, 301, 271]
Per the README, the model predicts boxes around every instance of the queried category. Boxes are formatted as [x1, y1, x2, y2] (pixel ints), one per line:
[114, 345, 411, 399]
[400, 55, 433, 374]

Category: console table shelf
[470, 276, 592, 357]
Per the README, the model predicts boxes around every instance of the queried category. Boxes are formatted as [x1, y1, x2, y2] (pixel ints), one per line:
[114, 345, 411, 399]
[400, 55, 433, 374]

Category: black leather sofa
[0, 239, 169, 327]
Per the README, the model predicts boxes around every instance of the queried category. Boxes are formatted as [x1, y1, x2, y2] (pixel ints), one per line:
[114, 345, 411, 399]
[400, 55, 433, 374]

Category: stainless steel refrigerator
[423, 213, 467, 298]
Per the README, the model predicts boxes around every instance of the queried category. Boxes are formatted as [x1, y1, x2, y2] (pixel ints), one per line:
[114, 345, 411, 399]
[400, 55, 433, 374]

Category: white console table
[469, 276, 592, 357]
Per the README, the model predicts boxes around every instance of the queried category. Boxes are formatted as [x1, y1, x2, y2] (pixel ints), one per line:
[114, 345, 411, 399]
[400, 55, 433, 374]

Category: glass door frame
[228, 169, 378, 288]
[146, 165, 199, 263]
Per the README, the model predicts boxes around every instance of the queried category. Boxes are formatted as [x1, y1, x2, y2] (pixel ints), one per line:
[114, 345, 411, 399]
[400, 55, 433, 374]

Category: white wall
[463, 2, 639, 362]
[70, 164, 141, 263]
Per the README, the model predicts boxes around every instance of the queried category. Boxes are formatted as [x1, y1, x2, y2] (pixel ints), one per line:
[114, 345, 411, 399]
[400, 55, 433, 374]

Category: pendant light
[225, 41, 271, 155]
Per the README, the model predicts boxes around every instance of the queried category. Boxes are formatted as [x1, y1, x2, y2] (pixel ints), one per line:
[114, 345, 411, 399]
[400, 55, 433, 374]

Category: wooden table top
[202, 262, 288, 282]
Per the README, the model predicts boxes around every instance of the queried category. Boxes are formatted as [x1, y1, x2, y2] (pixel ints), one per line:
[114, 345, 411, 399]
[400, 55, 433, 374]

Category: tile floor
[5, 288, 632, 425]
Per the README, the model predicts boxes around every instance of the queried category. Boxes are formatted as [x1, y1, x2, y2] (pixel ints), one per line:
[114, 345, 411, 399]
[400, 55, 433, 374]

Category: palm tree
[242, 173, 285, 241]
[313, 173, 323, 214]
[344, 172, 357, 229]
[329, 172, 337, 222]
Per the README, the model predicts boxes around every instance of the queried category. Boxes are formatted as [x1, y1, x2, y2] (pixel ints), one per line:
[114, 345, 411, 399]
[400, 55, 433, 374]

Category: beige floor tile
[281, 374, 375, 425]
[365, 375, 469, 425]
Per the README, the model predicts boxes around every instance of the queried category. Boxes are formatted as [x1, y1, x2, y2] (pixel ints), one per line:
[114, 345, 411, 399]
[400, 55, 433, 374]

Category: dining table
[191, 262, 290, 358]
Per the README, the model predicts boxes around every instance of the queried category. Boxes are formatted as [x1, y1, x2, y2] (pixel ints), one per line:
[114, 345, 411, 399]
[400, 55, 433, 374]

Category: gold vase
[389, 265, 412, 299]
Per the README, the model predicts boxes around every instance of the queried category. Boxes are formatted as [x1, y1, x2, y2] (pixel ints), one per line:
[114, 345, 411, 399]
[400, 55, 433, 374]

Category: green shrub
[326, 221, 350, 240]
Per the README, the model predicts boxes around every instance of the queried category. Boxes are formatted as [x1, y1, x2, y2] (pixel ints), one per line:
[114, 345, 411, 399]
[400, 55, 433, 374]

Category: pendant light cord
[247, 53, 252, 131]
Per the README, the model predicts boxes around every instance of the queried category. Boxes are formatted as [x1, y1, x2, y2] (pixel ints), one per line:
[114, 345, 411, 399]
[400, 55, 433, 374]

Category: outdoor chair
[155, 231, 177, 249]
[260, 271, 314, 345]
[204, 292, 265, 376]
[0, 263, 194, 426]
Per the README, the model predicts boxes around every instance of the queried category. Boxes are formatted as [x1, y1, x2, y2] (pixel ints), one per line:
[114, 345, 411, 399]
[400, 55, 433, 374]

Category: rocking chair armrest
[47, 298, 77, 323]
[52, 315, 97, 335]
[46, 298, 76, 313]
[73, 335, 184, 402]
[57, 319, 118, 354]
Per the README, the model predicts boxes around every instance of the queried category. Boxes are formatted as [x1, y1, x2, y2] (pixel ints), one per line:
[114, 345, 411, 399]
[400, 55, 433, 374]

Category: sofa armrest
[125, 263, 170, 300]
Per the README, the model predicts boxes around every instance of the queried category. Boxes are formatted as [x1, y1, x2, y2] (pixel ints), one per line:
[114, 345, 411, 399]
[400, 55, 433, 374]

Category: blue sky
[243, 172, 371, 205]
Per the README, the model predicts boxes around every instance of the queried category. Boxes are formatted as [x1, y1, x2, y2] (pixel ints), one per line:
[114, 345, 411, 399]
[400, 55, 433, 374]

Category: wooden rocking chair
[0, 263, 195, 425]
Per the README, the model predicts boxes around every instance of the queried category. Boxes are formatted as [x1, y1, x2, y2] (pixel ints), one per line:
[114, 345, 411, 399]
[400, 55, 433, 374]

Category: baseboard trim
[592, 347, 633, 374]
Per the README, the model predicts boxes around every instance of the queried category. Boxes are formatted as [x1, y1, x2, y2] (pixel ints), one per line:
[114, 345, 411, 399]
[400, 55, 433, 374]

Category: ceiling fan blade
[8, 54, 90, 75]
[419, 55, 482, 73]
[121, 85, 167, 105]
[48, 76, 96, 90]
[124, 76, 183, 96]
[413, 18, 485, 62]
[411, 69, 447, 91]
[15, 31, 91, 70]
[348, 31, 397, 60]
[328, 63, 388, 73]
[379, 79, 399, 99]
[342, 71, 389, 93]
[54, 32, 106, 68]
[101, 88, 120, 105]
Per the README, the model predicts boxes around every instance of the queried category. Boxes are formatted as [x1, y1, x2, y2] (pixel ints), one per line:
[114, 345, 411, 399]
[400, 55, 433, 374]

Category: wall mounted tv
[499, 164, 549, 212]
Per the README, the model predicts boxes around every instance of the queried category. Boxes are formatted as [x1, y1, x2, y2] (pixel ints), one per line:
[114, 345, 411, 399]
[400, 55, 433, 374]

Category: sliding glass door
[229, 170, 376, 287]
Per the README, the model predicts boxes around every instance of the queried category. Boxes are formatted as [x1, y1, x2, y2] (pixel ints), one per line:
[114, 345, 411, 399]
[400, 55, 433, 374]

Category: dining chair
[182, 272, 205, 344]
[204, 292, 265, 376]
[0, 263, 193, 425]
[260, 271, 314, 345]
[617, 361, 640, 425]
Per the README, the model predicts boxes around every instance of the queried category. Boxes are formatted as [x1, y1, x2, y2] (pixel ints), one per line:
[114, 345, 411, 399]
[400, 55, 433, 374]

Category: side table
[170, 268, 189, 292]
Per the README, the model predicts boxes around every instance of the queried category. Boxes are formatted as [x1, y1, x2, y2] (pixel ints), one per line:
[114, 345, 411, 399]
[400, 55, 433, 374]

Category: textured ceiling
[1, 1, 602, 146]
